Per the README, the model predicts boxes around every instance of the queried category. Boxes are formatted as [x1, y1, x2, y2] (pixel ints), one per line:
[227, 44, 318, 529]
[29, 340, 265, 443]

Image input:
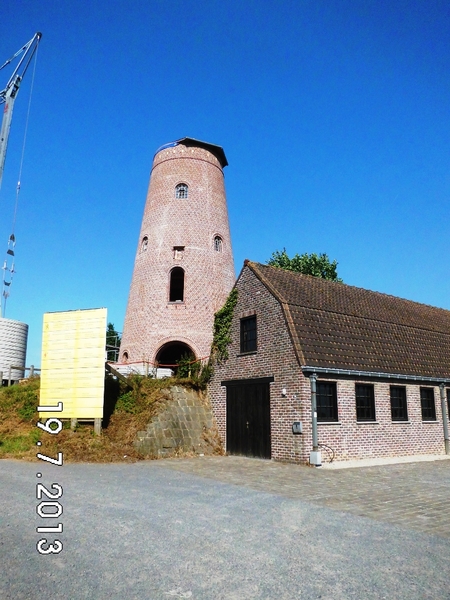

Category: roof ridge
[245, 261, 288, 303]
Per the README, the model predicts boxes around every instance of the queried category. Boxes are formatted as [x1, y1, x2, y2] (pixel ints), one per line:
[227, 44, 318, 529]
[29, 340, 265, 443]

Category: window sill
[357, 420, 379, 424]
[167, 301, 185, 305]
[317, 421, 341, 425]
[237, 351, 257, 357]
[421, 420, 439, 423]
[391, 420, 411, 424]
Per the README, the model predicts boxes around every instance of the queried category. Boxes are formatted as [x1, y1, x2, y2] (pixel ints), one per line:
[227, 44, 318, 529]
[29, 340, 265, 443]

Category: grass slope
[0, 376, 220, 462]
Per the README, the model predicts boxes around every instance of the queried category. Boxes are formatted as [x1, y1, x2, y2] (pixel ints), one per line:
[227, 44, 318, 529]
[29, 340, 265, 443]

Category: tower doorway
[155, 341, 195, 370]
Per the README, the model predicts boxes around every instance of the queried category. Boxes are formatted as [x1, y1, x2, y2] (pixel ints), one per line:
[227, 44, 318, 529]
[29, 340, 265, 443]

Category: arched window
[141, 236, 148, 252]
[169, 267, 185, 302]
[214, 236, 223, 252]
[122, 351, 129, 362]
[175, 183, 188, 199]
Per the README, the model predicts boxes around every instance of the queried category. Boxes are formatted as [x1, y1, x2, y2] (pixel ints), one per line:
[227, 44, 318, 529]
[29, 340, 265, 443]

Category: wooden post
[94, 418, 102, 435]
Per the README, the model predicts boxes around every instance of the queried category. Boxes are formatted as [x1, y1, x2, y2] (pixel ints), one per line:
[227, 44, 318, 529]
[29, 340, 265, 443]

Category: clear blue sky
[1, 0, 449, 368]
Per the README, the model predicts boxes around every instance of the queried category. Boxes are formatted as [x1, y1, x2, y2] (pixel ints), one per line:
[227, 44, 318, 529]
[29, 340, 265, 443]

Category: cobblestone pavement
[156, 455, 450, 539]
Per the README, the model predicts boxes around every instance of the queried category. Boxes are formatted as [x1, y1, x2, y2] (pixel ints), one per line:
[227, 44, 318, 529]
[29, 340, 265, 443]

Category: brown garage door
[225, 378, 272, 459]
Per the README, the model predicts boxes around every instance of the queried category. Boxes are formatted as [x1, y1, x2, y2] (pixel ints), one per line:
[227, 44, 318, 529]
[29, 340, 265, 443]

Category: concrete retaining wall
[135, 385, 223, 457]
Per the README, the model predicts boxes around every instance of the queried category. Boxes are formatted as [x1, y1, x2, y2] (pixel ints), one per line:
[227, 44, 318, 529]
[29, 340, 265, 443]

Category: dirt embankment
[0, 376, 223, 462]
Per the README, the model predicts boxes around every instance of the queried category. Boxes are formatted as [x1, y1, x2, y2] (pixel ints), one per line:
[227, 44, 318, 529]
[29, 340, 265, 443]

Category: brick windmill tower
[119, 137, 235, 369]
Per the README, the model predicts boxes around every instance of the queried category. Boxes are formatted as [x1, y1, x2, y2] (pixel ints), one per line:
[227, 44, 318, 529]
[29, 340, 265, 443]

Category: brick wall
[315, 379, 446, 461]
[209, 265, 449, 463]
[120, 141, 235, 364]
[208, 265, 311, 463]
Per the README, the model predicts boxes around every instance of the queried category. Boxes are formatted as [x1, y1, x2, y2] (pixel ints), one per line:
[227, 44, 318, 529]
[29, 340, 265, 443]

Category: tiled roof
[247, 262, 450, 379]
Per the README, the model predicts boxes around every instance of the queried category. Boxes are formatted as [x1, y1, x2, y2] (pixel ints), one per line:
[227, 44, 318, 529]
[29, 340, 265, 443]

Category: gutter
[309, 373, 321, 467]
[439, 384, 450, 455]
[301, 365, 450, 385]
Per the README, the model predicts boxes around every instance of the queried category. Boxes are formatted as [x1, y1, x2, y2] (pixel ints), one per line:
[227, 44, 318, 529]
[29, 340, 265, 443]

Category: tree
[267, 249, 343, 282]
[106, 322, 122, 362]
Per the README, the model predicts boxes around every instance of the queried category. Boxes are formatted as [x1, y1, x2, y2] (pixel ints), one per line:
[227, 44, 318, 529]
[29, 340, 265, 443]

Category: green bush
[17, 389, 39, 420]
[0, 431, 39, 454]
[176, 352, 200, 378]
[0, 379, 39, 423]
[211, 288, 238, 362]
[175, 353, 214, 387]
[115, 391, 137, 414]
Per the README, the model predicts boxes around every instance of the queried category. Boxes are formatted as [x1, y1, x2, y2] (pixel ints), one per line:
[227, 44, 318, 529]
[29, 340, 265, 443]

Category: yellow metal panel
[39, 308, 107, 419]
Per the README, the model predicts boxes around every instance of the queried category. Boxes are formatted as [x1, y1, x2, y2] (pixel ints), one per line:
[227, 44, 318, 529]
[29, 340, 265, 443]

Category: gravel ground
[1, 458, 449, 600]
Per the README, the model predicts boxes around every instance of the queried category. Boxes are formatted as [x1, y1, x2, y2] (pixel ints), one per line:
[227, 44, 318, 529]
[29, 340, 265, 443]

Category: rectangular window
[173, 246, 185, 260]
[240, 316, 257, 353]
[447, 389, 450, 420]
[317, 382, 338, 422]
[390, 386, 408, 421]
[420, 387, 436, 421]
[355, 384, 376, 421]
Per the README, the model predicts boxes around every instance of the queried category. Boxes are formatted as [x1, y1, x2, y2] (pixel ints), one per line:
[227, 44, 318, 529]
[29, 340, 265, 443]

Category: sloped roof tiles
[247, 262, 450, 379]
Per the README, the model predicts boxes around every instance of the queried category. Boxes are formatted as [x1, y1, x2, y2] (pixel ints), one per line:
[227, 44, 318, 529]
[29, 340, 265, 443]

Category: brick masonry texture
[208, 265, 450, 463]
[134, 385, 222, 457]
[209, 266, 310, 464]
[120, 140, 235, 364]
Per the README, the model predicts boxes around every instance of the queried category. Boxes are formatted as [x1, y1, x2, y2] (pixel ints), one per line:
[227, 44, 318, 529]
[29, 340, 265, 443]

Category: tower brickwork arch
[120, 138, 235, 367]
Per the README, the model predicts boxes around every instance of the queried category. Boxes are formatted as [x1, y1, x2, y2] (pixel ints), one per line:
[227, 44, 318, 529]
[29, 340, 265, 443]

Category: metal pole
[309, 373, 321, 466]
[7, 365, 12, 386]
[311, 373, 318, 450]
[439, 383, 450, 455]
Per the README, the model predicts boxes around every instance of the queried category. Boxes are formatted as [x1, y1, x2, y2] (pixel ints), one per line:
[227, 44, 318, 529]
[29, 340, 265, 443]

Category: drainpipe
[439, 383, 450, 455]
[309, 373, 321, 466]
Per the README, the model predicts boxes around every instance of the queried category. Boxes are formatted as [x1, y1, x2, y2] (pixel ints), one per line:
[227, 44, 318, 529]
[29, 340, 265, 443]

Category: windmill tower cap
[154, 137, 228, 168]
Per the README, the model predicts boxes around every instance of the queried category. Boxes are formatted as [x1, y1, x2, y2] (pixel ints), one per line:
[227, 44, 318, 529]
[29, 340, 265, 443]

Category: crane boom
[0, 32, 41, 189]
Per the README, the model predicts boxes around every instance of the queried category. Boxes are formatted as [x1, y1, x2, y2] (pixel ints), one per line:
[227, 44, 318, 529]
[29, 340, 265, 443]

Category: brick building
[209, 261, 450, 464]
[120, 138, 235, 368]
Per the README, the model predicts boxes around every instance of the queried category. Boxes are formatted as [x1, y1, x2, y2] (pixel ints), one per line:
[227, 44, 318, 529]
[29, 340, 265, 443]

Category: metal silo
[0, 317, 28, 383]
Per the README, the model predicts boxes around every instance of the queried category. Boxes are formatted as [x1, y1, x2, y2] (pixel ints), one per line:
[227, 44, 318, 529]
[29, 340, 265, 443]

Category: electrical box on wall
[292, 421, 302, 435]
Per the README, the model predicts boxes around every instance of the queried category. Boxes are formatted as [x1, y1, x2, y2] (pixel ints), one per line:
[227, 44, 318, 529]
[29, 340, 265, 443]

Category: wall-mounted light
[281, 388, 287, 397]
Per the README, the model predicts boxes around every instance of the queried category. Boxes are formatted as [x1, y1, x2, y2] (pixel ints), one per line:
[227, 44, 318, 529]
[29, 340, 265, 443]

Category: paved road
[1, 456, 449, 600]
